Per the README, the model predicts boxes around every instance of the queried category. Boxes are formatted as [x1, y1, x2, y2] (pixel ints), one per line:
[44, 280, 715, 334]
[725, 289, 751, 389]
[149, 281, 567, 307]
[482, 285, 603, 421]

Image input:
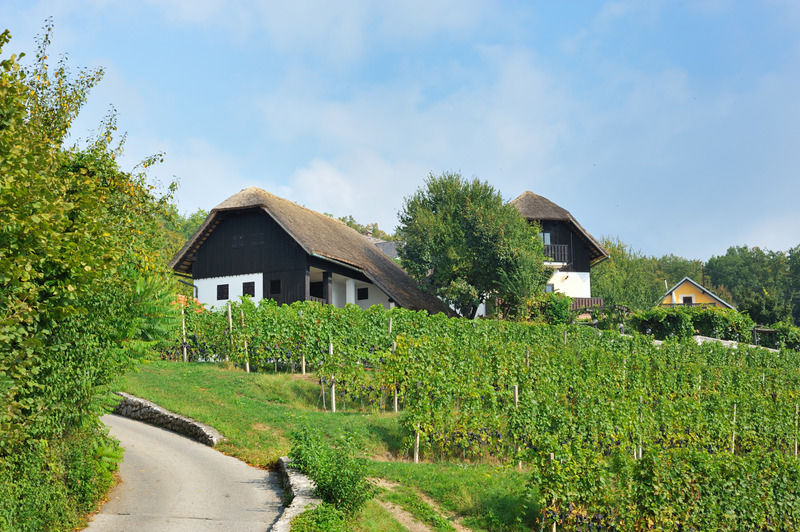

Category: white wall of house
[548, 270, 591, 298]
[354, 279, 392, 309]
[196, 273, 263, 310]
[330, 273, 391, 309]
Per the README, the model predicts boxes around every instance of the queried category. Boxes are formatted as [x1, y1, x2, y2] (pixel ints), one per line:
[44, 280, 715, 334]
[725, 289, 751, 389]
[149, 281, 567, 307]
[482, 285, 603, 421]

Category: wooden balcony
[571, 297, 604, 311]
[544, 243, 569, 263]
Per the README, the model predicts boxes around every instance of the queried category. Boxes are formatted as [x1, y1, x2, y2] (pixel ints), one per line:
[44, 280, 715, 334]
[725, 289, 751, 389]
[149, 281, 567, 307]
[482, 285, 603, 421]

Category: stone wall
[113, 392, 225, 447]
[271, 456, 321, 532]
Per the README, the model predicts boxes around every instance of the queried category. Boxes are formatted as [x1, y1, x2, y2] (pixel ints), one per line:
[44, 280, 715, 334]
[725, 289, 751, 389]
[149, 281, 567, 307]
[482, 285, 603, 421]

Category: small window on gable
[539, 232, 551, 246]
[217, 284, 229, 300]
[270, 279, 281, 296]
[682, 296, 693, 306]
[232, 235, 245, 249]
[357, 287, 369, 301]
[243, 281, 255, 297]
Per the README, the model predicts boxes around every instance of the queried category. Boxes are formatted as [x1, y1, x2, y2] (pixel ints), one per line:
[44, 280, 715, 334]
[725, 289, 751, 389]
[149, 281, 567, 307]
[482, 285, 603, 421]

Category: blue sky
[4, 0, 799, 260]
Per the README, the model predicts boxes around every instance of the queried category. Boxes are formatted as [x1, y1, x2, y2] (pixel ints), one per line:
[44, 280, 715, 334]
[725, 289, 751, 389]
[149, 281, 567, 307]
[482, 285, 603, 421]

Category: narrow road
[87, 415, 283, 532]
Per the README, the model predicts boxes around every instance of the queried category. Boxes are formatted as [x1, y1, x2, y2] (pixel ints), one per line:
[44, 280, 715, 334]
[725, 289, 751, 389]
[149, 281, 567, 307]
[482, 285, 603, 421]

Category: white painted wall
[353, 279, 392, 309]
[548, 271, 591, 298]
[331, 277, 346, 308]
[196, 273, 263, 310]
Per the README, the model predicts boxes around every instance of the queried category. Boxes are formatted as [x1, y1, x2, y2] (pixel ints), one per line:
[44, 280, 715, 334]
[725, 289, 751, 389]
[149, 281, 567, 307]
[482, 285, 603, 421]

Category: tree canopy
[0, 24, 178, 528]
[397, 172, 546, 318]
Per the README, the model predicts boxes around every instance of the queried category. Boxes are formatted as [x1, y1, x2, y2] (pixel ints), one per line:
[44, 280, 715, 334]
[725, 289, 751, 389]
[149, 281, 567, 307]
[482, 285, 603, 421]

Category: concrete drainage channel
[112, 392, 321, 531]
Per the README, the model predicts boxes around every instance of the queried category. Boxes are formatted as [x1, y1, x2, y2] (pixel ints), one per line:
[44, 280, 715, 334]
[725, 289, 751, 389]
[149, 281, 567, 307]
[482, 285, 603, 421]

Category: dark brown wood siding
[539, 220, 591, 273]
[192, 208, 308, 303]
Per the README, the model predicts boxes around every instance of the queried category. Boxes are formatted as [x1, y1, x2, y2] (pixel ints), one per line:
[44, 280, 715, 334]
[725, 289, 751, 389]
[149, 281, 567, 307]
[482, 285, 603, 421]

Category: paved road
[86, 415, 283, 532]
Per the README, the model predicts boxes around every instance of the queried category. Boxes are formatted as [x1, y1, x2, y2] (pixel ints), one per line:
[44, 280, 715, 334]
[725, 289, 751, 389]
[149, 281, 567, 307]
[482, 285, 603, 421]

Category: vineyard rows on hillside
[174, 298, 800, 529]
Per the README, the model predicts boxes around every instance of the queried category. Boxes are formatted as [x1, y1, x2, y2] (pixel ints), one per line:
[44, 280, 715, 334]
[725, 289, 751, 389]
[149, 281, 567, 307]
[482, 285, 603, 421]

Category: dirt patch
[369, 478, 472, 532]
[251, 422, 272, 432]
[376, 500, 432, 532]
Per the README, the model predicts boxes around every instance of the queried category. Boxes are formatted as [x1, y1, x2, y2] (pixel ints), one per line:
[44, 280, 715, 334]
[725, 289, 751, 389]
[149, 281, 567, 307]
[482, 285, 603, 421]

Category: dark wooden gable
[192, 208, 308, 303]
[539, 220, 592, 272]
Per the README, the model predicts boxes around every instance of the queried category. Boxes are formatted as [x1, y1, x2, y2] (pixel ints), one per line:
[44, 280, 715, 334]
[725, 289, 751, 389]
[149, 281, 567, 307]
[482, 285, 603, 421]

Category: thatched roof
[510, 191, 609, 266]
[170, 187, 452, 315]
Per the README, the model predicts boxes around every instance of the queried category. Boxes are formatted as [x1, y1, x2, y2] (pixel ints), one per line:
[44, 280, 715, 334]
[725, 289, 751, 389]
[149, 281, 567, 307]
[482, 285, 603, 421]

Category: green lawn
[116, 361, 537, 531]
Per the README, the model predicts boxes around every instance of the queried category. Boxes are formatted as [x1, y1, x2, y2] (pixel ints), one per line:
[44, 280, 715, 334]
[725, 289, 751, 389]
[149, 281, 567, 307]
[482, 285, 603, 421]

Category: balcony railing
[571, 297, 604, 311]
[308, 296, 327, 304]
[544, 243, 569, 263]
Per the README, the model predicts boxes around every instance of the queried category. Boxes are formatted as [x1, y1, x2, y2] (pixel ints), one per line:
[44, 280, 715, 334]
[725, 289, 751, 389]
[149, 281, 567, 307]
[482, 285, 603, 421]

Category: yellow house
[660, 277, 734, 309]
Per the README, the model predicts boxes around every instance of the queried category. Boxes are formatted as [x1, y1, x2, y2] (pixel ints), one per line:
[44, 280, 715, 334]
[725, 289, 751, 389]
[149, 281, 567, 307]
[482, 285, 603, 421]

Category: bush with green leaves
[289, 426, 373, 515]
[290, 503, 349, 532]
[0, 25, 175, 530]
[630, 305, 755, 341]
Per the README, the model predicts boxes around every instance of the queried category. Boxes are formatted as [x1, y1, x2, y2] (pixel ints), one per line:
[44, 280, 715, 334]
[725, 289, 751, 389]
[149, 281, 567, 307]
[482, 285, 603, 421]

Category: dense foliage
[0, 26, 175, 530]
[706, 244, 800, 325]
[290, 426, 373, 515]
[176, 296, 800, 529]
[592, 238, 800, 326]
[591, 238, 708, 310]
[397, 172, 547, 318]
[629, 306, 756, 342]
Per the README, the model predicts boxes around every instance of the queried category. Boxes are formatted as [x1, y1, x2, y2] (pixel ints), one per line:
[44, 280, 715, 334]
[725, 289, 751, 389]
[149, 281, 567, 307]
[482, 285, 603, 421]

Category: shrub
[291, 503, 348, 532]
[771, 320, 800, 350]
[630, 307, 694, 340]
[289, 426, 373, 515]
[526, 292, 572, 325]
[630, 306, 755, 342]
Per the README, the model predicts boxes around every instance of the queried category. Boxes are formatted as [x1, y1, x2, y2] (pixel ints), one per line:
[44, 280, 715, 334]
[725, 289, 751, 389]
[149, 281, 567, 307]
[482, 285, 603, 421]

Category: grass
[378, 485, 456, 531]
[116, 361, 538, 530]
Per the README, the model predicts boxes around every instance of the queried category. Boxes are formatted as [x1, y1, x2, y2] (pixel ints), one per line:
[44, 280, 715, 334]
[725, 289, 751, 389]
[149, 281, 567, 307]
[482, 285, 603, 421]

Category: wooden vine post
[329, 341, 336, 413]
[181, 306, 187, 363]
[226, 301, 233, 362]
[240, 309, 249, 373]
[514, 384, 521, 469]
[414, 425, 420, 464]
[299, 311, 306, 375]
[795, 404, 798, 457]
[389, 316, 399, 413]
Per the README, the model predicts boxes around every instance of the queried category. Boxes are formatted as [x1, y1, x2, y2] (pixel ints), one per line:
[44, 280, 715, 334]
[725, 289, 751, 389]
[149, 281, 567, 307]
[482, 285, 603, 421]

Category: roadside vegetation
[0, 25, 180, 530]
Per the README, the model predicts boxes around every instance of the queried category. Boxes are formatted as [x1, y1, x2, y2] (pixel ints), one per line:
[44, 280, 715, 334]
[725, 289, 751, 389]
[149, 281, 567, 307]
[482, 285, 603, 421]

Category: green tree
[706, 245, 796, 324]
[398, 172, 546, 318]
[0, 24, 175, 529]
[591, 238, 663, 310]
[324, 213, 396, 241]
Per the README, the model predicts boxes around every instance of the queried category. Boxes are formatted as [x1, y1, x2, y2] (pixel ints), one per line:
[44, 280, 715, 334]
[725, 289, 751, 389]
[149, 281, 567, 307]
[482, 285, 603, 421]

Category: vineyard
[175, 298, 800, 529]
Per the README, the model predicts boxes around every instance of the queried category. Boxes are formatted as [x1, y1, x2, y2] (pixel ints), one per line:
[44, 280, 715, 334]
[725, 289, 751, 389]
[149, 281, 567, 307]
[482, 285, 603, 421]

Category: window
[232, 235, 245, 248]
[682, 296, 694, 306]
[545, 284, 554, 293]
[310, 282, 323, 298]
[217, 284, 229, 300]
[539, 232, 551, 245]
[270, 279, 281, 296]
[357, 287, 369, 301]
[242, 281, 255, 297]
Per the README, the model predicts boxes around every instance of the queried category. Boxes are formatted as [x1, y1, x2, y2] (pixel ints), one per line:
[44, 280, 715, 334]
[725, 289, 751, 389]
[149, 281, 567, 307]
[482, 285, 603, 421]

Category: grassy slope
[117, 361, 535, 531]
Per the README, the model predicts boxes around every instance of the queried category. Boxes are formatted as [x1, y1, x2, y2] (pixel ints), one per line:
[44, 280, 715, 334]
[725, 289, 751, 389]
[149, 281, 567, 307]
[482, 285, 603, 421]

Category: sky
[3, 0, 799, 260]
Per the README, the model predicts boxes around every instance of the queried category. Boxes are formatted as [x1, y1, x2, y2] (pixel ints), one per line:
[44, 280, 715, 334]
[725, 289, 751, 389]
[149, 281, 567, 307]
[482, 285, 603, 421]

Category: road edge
[112, 391, 225, 446]
[270, 456, 321, 532]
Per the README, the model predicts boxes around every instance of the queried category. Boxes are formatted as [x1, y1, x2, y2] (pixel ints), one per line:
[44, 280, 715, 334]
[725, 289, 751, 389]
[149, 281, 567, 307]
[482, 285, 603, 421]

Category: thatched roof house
[510, 191, 608, 301]
[170, 187, 451, 314]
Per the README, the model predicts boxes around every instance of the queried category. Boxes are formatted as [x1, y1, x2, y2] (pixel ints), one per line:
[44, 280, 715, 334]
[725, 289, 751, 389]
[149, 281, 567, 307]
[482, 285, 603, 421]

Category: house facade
[660, 277, 734, 309]
[170, 187, 451, 314]
[510, 191, 608, 306]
